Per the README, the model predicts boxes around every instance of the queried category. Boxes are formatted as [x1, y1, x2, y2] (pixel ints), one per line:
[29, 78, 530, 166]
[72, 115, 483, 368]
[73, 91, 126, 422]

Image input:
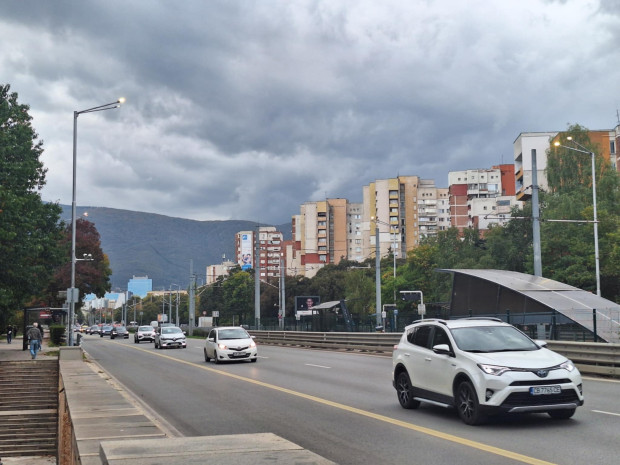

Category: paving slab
[100, 432, 337, 465]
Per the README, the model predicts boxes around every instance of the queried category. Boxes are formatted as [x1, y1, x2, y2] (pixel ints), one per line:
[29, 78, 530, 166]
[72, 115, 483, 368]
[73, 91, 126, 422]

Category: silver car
[204, 326, 258, 363]
[134, 325, 156, 343]
[154, 326, 187, 349]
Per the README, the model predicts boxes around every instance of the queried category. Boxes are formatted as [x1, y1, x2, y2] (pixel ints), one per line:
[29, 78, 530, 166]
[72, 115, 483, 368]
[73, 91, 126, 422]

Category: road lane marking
[592, 409, 620, 417]
[305, 363, 331, 369]
[109, 343, 556, 465]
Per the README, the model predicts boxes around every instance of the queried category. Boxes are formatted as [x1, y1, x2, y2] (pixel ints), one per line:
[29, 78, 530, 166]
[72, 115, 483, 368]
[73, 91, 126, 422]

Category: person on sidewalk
[26, 322, 43, 359]
[6, 325, 12, 344]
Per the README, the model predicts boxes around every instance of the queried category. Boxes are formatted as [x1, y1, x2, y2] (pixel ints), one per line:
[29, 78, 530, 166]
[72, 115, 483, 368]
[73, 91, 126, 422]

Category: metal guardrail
[250, 331, 620, 378]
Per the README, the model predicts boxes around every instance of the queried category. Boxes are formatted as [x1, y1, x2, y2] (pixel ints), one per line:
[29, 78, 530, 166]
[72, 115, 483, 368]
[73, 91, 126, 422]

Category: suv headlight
[478, 364, 511, 376]
[560, 360, 576, 372]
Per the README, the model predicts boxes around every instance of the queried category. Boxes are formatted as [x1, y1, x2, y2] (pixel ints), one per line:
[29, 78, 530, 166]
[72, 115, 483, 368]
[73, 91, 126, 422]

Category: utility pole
[375, 226, 381, 327]
[532, 149, 542, 277]
[254, 226, 261, 329]
[189, 259, 195, 336]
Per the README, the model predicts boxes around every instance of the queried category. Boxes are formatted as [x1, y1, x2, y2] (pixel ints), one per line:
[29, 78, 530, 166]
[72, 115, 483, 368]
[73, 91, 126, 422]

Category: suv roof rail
[412, 318, 448, 325]
[461, 317, 503, 322]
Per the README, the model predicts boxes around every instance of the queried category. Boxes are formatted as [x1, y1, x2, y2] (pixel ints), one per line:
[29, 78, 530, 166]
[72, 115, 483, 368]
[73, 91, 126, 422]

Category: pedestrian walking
[26, 322, 43, 359]
[6, 325, 12, 344]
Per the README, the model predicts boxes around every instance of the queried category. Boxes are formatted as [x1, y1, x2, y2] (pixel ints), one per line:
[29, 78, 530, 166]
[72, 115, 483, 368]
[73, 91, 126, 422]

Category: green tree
[0, 84, 64, 326]
[221, 269, 254, 325]
[41, 218, 112, 322]
[545, 125, 620, 296]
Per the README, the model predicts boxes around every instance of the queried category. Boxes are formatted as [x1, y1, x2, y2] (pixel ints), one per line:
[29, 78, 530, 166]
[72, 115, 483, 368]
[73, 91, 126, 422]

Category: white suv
[392, 318, 584, 425]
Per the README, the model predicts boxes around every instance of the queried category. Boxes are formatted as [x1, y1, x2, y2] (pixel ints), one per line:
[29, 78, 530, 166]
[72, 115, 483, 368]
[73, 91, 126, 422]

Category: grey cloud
[2, 0, 619, 223]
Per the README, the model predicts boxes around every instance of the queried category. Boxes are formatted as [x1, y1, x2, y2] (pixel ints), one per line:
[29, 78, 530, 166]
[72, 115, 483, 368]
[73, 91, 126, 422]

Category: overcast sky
[3, 0, 619, 224]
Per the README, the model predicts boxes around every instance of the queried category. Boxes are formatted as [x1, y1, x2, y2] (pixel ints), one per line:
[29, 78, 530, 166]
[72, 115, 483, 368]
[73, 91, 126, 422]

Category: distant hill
[60, 206, 291, 291]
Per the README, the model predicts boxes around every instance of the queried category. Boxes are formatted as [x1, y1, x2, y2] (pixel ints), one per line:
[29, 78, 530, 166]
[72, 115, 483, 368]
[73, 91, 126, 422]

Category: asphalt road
[81, 334, 620, 465]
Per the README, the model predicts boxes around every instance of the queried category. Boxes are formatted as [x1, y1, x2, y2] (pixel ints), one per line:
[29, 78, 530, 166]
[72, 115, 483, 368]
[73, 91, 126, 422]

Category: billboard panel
[240, 233, 253, 271]
[295, 296, 321, 316]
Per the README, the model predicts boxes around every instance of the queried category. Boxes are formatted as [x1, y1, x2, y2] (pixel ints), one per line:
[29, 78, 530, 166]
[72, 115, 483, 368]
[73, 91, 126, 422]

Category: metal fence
[253, 308, 620, 344]
[249, 330, 620, 378]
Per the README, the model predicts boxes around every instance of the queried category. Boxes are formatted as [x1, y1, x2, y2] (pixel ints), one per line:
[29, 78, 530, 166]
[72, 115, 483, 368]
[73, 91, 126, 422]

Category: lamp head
[554, 141, 560, 147]
[566, 136, 573, 141]
[118, 97, 126, 104]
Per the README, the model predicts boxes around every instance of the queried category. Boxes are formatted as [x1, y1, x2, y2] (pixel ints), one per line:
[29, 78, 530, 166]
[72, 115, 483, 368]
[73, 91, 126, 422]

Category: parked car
[111, 326, 129, 339]
[154, 326, 187, 349]
[134, 325, 156, 344]
[204, 326, 257, 363]
[100, 325, 114, 337]
[392, 317, 584, 425]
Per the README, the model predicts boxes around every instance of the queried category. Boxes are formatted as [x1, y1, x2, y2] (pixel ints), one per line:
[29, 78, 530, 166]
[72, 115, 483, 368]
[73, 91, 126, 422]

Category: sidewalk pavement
[0, 335, 56, 362]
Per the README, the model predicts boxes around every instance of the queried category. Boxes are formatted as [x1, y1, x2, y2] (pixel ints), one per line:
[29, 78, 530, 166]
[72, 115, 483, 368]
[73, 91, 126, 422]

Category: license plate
[232, 351, 246, 357]
[530, 385, 561, 395]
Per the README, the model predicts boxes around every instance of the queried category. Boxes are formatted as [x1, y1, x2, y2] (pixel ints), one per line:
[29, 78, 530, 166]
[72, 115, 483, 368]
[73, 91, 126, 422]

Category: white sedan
[204, 326, 258, 363]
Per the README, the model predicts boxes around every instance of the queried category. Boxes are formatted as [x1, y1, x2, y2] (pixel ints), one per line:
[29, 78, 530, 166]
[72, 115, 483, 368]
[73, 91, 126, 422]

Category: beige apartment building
[362, 175, 442, 261]
[206, 260, 236, 285]
[290, 198, 360, 278]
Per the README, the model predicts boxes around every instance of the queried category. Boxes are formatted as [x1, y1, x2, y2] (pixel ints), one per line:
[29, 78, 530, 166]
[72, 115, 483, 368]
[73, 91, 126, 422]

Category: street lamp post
[553, 137, 601, 297]
[371, 217, 399, 327]
[170, 284, 181, 326]
[68, 98, 124, 346]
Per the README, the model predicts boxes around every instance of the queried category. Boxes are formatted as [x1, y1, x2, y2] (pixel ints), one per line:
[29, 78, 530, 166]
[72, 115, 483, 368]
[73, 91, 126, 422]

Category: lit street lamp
[553, 137, 601, 297]
[68, 98, 124, 346]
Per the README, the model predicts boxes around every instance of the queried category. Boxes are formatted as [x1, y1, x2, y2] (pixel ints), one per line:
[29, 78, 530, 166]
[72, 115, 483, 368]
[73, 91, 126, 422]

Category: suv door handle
[424, 357, 432, 362]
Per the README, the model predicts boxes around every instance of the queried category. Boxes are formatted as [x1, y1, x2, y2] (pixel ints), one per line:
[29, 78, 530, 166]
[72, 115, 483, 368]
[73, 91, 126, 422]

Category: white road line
[305, 363, 331, 369]
[592, 409, 620, 417]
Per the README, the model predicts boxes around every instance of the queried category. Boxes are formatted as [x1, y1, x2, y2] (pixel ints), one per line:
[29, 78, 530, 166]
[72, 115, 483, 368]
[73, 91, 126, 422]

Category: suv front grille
[510, 378, 571, 386]
[501, 389, 579, 408]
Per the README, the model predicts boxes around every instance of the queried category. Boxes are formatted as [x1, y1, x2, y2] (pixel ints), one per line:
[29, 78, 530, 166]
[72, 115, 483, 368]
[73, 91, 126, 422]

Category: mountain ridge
[60, 205, 292, 291]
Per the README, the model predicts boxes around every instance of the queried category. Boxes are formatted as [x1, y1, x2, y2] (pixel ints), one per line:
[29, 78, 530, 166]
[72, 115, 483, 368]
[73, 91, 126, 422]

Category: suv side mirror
[432, 344, 452, 356]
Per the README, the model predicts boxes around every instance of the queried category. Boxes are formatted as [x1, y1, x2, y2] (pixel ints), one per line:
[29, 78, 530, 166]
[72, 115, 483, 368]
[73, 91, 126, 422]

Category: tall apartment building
[448, 165, 518, 231]
[437, 188, 451, 232]
[418, 179, 446, 239]
[347, 203, 364, 262]
[289, 199, 358, 278]
[514, 132, 557, 201]
[235, 227, 283, 280]
[362, 176, 442, 261]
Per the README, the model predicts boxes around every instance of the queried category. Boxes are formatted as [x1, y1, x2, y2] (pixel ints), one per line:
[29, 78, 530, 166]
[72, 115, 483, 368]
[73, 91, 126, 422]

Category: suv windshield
[138, 326, 152, 331]
[450, 325, 539, 352]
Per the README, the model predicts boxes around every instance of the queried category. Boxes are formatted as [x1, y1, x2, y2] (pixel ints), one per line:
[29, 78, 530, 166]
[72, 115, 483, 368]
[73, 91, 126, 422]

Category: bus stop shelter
[440, 269, 620, 343]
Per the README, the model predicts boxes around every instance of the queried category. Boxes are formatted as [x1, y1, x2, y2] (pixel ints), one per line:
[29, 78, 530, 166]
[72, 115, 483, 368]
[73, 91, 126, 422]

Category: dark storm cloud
[2, 0, 619, 223]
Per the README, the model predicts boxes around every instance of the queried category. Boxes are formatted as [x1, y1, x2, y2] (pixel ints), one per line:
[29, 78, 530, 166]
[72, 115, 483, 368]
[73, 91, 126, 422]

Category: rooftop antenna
[616, 109, 619, 125]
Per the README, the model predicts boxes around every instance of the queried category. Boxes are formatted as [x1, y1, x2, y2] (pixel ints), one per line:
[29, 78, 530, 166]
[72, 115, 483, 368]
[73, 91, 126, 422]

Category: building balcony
[516, 188, 531, 201]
